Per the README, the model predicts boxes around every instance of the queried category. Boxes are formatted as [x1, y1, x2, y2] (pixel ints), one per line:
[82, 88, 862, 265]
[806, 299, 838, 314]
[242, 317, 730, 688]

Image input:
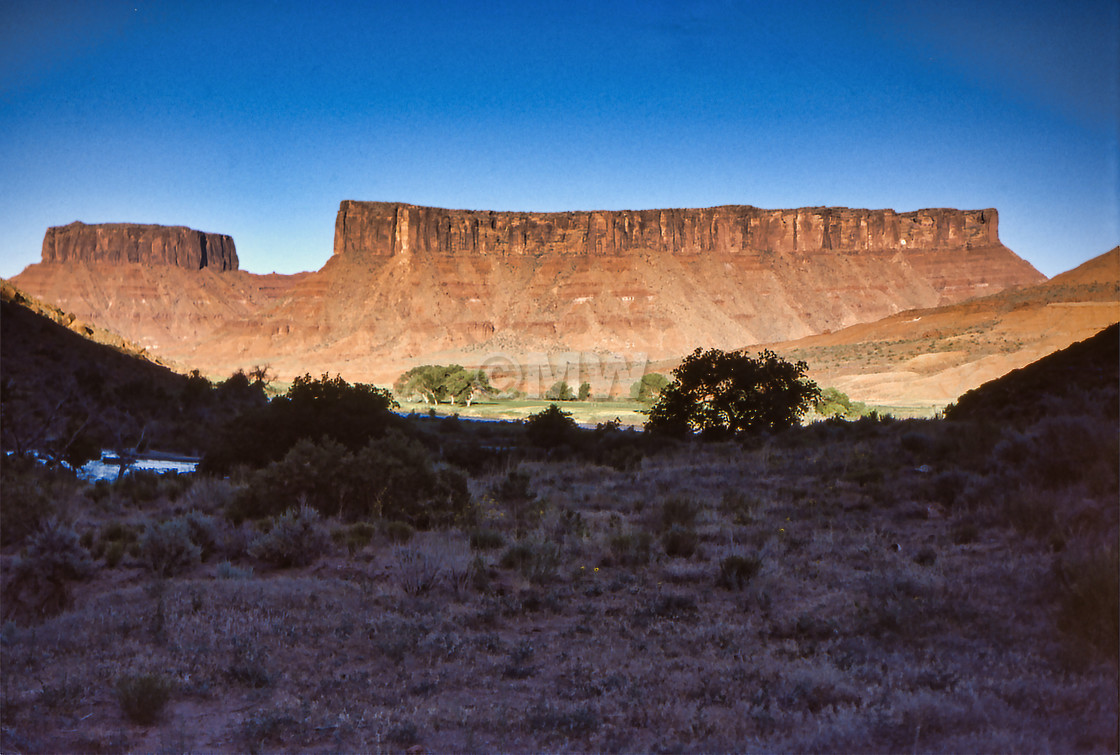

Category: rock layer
[335, 201, 1000, 258]
[42, 221, 238, 271]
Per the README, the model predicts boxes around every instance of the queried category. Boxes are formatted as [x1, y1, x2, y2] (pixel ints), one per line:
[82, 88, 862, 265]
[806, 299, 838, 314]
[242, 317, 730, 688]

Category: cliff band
[42, 221, 238, 272]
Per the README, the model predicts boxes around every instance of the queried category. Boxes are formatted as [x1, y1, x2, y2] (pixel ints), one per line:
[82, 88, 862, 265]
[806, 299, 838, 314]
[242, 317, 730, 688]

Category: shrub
[1055, 545, 1119, 658]
[248, 507, 330, 568]
[116, 673, 173, 725]
[499, 540, 559, 584]
[2, 519, 95, 619]
[661, 526, 698, 558]
[525, 404, 577, 448]
[545, 381, 576, 401]
[382, 520, 414, 543]
[717, 554, 761, 590]
[202, 372, 399, 473]
[182, 511, 222, 561]
[491, 468, 542, 534]
[913, 547, 937, 566]
[525, 700, 599, 739]
[720, 490, 761, 524]
[0, 456, 65, 546]
[94, 521, 141, 566]
[217, 561, 254, 580]
[139, 519, 202, 577]
[396, 547, 443, 595]
[114, 470, 163, 506]
[649, 593, 699, 620]
[469, 528, 505, 551]
[659, 496, 699, 532]
[333, 521, 379, 554]
[608, 531, 653, 568]
[229, 434, 471, 528]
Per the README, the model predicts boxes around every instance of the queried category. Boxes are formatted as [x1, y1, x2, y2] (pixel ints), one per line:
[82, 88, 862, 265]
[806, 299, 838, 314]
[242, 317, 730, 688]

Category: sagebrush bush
[499, 540, 559, 584]
[182, 511, 222, 560]
[469, 527, 505, 551]
[661, 525, 698, 558]
[396, 546, 443, 595]
[94, 521, 140, 566]
[115, 673, 173, 725]
[717, 554, 762, 590]
[0, 455, 68, 547]
[607, 531, 652, 568]
[2, 518, 95, 619]
[229, 433, 472, 528]
[333, 521, 379, 554]
[659, 496, 699, 532]
[383, 520, 415, 544]
[216, 560, 254, 580]
[248, 506, 330, 568]
[1055, 544, 1119, 658]
[139, 519, 202, 577]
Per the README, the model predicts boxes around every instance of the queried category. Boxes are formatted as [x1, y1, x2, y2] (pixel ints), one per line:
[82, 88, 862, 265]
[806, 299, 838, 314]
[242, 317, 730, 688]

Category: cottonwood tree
[646, 348, 819, 439]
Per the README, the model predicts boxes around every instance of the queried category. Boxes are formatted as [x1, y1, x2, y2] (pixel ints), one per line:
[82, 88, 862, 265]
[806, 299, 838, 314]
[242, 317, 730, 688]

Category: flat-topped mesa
[42, 221, 238, 271]
[333, 201, 1002, 258]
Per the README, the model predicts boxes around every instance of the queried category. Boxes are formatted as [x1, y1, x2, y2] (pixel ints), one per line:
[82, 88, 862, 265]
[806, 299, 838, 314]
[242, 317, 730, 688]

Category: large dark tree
[645, 348, 819, 439]
[201, 373, 398, 473]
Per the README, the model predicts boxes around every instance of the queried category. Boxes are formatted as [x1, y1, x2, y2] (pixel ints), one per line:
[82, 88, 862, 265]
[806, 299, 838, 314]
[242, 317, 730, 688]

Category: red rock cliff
[334, 201, 1001, 258]
[42, 221, 238, 271]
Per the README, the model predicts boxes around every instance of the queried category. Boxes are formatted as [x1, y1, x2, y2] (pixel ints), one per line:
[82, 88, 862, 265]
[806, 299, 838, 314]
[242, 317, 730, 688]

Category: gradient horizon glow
[1, 0, 1117, 279]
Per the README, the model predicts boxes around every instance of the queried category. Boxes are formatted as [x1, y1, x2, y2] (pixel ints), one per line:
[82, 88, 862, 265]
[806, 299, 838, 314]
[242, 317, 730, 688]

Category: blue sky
[1, 0, 1116, 279]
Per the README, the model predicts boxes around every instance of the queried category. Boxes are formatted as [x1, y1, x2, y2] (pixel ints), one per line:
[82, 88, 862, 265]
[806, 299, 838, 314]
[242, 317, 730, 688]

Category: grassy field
[397, 398, 942, 426]
[397, 399, 650, 427]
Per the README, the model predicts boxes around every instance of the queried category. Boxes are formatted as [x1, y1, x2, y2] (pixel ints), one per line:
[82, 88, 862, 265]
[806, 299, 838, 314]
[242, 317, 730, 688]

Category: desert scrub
[395, 546, 443, 595]
[248, 506, 330, 568]
[333, 521, 378, 554]
[607, 530, 653, 568]
[659, 496, 699, 531]
[661, 525, 699, 558]
[1054, 544, 1119, 658]
[721, 489, 762, 524]
[491, 468, 543, 535]
[217, 560, 254, 579]
[383, 520, 414, 544]
[717, 554, 762, 590]
[499, 539, 560, 584]
[0, 455, 75, 546]
[93, 521, 141, 567]
[139, 519, 202, 577]
[469, 527, 505, 551]
[116, 672, 173, 725]
[3, 518, 95, 619]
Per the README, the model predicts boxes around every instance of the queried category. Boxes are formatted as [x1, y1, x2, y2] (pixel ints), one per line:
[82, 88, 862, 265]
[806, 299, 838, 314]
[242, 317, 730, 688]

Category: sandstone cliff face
[14, 203, 1046, 389]
[334, 201, 999, 257]
[42, 221, 238, 271]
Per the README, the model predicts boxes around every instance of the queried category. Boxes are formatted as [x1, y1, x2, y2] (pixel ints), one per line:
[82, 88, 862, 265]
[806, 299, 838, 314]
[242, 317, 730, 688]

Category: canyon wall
[42, 221, 238, 271]
[333, 201, 1000, 258]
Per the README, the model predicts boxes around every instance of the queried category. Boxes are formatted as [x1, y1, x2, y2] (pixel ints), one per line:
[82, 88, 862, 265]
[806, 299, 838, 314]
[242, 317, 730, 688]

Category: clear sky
[1, 0, 1116, 279]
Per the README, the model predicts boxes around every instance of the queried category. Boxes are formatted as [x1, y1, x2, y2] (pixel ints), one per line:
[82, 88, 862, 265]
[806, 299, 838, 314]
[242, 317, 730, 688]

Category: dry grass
[2, 418, 1116, 753]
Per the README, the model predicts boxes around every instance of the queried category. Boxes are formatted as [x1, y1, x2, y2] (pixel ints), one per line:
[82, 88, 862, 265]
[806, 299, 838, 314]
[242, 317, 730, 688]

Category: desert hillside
[753, 247, 1119, 407]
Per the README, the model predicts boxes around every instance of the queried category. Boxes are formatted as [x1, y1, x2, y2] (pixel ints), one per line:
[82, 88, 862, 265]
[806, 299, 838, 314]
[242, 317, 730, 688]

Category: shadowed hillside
[1, 282, 263, 460]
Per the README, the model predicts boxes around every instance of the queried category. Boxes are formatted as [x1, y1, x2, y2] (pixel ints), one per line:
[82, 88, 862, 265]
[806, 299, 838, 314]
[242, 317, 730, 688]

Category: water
[78, 451, 199, 482]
